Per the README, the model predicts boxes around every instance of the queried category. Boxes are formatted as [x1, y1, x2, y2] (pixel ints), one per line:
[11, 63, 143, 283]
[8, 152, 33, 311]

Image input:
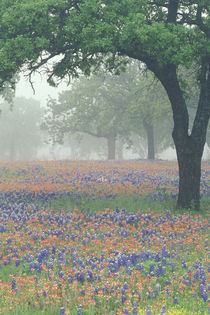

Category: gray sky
[15, 73, 68, 106]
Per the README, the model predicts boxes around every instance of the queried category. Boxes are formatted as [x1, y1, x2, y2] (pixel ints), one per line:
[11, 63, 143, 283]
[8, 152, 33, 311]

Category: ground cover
[0, 160, 209, 314]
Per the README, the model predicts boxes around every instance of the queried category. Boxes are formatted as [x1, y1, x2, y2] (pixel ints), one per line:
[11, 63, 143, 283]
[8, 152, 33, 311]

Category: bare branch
[29, 73, 35, 95]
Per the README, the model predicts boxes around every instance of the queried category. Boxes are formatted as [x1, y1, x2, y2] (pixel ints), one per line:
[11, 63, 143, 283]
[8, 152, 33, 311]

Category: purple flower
[60, 307, 65, 315]
[68, 274, 73, 283]
[42, 289, 47, 297]
[123, 308, 129, 314]
[81, 289, 85, 296]
[123, 282, 128, 290]
[77, 305, 83, 315]
[87, 270, 93, 282]
[11, 277, 17, 291]
[200, 284, 208, 302]
[174, 298, 178, 304]
[121, 295, 126, 304]
[149, 263, 155, 273]
[76, 272, 85, 283]
[15, 259, 21, 267]
[146, 306, 151, 315]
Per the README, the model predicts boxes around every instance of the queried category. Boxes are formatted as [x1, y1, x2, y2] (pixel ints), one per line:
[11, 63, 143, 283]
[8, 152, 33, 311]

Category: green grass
[46, 194, 210, 218]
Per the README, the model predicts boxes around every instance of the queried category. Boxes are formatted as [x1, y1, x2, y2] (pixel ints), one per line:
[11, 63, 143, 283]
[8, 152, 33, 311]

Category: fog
[0, 72, 208, 162]
[16, 73, 68, 107]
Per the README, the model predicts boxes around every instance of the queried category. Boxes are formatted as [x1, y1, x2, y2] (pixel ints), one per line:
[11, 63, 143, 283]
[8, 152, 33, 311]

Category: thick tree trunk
[144, 121, 155, 160]
[154, 63, 210, 211]
[107, 133, 116, 160]
[174, 134, 203, 210]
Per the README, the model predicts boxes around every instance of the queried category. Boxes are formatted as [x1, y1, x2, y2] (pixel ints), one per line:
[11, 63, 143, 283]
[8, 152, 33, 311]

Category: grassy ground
[48, 194, 210, 218]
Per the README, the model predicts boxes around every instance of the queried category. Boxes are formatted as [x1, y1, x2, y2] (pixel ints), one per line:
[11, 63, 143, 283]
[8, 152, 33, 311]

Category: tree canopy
[0, 0, 208, 86]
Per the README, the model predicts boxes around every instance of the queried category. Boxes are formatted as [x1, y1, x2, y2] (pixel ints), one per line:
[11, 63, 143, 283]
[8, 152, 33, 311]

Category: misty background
[0, 70, 209, 162]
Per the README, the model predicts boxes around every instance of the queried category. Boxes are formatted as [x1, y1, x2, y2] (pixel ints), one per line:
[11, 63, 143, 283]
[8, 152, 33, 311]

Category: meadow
[0, 160, 209, 314]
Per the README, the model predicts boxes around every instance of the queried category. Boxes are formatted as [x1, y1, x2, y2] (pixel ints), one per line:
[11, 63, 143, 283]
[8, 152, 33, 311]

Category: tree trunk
[107, 133, 116, 160]
[143, 121, 155, 160]
[154, 62, 210, 211]
[174, 134, 203, 210]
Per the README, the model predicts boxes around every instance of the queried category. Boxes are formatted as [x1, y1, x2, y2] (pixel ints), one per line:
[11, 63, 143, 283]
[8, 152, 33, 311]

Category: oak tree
[0, 0, 209, 209]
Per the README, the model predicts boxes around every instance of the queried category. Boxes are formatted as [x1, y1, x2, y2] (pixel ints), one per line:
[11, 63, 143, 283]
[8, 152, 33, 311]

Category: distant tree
[0, 0, 209, 209]
[43, 62, 171, 160]
[65, 133, 107, 160]
[0, 97, 43, 160]
[126, 71, 172, 159]
[43, 72, 132, 160]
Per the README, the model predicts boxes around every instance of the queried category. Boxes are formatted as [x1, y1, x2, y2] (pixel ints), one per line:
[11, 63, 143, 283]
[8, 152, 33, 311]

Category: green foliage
[1, 0, 209, 86]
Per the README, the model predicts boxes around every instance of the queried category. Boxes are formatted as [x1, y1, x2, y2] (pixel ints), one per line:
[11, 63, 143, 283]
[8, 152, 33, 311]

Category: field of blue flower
[0, 160, 209, 314]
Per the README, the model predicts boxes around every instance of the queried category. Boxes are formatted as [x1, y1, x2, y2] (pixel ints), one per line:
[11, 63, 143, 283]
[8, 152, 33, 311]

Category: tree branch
[167, 0, 179, 23]
[177, 5, 209, 36]
[191, 57, 210, 143]
[148, 1, 168, 8]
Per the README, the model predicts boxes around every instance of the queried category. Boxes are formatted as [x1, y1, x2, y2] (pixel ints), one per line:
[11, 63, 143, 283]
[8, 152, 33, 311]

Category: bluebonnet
[42, 289, 47, 297]
[121, 295, 126, 304]
[136, 264, 144, 271]
[155, 252, 161, 262]
[174, 298, 178, 304]
[15, 259, 21, 267]
[48, 262, 53, 270]
[200, 284, 208, 302]
[146, 306, 151, 315]
[149, 263, 155, 273]
[156, 264, 165, 277]
[76, 272, 85, 283]
[123, 282, 128, 290]
[77, 305, 83, 315]
[11, 277, 17, 291]
[87, 270, 93, 282]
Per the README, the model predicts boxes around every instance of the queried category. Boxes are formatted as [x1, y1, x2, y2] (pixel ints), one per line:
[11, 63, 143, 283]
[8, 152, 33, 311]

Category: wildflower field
[0, 160, 209, 315]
